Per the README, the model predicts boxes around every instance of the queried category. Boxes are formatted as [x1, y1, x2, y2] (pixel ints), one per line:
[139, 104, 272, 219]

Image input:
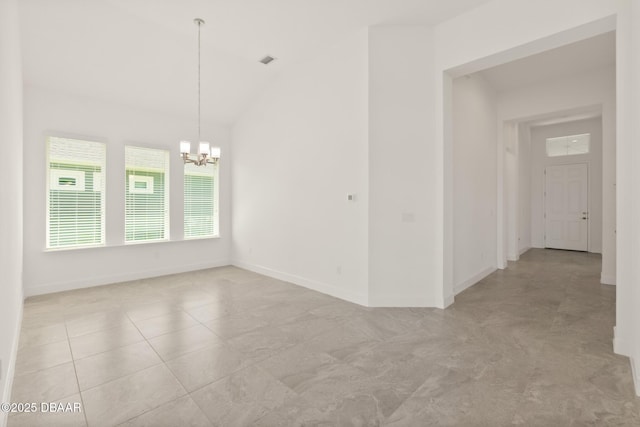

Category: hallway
[9, 250, 639, 426]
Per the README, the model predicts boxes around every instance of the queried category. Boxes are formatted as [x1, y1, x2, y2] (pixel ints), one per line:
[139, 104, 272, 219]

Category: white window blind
[125, 146, 170, 243]
[47, 136, 106, 249]
[184, 163, 219, 239]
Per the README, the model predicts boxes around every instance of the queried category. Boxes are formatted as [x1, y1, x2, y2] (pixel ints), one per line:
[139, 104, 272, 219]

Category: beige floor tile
[18, 323, 67, 350]
[15, 340, 73, 375]
[81, 365, 186, 427]
[225, 325, 300, 364]
[183, 302, 238, 323]
[62, 301, 122, 319]
[20, 312, 66, 329]
[132, 311, 199, 339]
[11, 362, 78, 402]
[74, 341, 162, 391]
[69, 322, 144, 360]
[65, 311, 131, 338]
[203, 312, 269, 339]
[257, 344, 340, 391]
[191, 365, 298, 426]
[147, 324, 222, 361]
[166, 342, 248, 392]
[278, 314, 343, 342]
[117, 395, 211, 427]
[124, 301, 180, 323]
[11, 250, 640, 426]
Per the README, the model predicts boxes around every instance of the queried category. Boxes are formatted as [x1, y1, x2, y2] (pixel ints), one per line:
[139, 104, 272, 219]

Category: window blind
[47, 136, 106, 249]
[184, 162, 218, 238]
[125, 146, 170, 243]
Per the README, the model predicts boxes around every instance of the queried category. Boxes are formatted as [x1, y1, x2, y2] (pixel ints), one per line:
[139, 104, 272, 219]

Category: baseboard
[519, 246, 531, 256]
[442, 293, 455, 308]
[454, 266, 496, 296]
[24, 259, 231, 297]
[613, 326, 631, 357]
[600, 273, 616, 286]
[232, 260, 368, 307]
[631, 357, 640, 397]
[367, 293, 438, 308]
[507, 247, 532, 261]
[1, 290, 23, 427]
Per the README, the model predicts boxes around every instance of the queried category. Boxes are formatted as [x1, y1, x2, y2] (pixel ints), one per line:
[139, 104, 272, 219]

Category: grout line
[63, 322, 90, 427]
[107, 298, 200, 425]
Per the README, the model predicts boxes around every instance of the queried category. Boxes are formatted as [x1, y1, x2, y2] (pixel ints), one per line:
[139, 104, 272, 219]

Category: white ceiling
[480, 31, 615, 93]
[19, 0, 493, 125]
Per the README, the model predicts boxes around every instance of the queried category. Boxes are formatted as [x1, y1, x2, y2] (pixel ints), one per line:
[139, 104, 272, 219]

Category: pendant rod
[195, 18, 205, 144]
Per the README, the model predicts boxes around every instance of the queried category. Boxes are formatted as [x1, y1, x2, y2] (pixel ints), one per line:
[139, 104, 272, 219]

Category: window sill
[44, 235, 221, 252]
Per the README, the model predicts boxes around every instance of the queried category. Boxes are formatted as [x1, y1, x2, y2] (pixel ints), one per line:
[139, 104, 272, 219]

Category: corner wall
[518, 124, 532, 254]
[368, 26, 438, 306]
[630, 0, 640, 396]
[23, 87, 232, 296]
[231, 30, 370, 305]
[451, 74, 498, 295]
[0, 0, 24, 423]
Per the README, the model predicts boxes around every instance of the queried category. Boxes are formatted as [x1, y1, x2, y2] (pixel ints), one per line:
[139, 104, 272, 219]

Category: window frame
[46, 136, 107, 250]
[545, 133, 591, 158]
[183, 162, 220, 240]
[124, 146, 171, 244]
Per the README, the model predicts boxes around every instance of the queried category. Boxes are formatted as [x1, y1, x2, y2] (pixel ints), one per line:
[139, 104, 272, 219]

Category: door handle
[582, 217, 587, 220]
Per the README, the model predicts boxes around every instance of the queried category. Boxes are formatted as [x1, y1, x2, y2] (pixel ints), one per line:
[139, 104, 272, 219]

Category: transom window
[546, 133, 590, 157]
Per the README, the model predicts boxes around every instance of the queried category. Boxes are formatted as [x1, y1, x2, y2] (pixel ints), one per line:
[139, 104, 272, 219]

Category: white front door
[544, 163, 589, 251]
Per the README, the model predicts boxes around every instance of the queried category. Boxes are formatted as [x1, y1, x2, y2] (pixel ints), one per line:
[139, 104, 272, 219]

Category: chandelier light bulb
[180, 141, 191, 154]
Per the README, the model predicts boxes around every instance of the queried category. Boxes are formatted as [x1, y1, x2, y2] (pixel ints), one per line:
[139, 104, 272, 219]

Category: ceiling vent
[259, 55, 276, 65]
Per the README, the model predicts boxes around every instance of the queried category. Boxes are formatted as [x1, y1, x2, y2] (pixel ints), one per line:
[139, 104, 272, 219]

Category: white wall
[23, 87, 232, 296]
[231, 30, 370, 305]
[368, 26, 437, 306]
[0, 0, 24, 423]
[451, 74, 498, 294]
[497, 66, 615, 280]
[518, 124, 532, 254]
[504, 122, 519, 261]
[530, 118, 603, 253]
[631, 0, 640, 395]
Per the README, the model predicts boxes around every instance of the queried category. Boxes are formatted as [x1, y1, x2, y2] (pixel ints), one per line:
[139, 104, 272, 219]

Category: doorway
[445, 28, 615, 305]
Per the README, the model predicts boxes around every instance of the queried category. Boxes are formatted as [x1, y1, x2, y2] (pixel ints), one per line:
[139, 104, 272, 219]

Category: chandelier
[180, 18, 220, 166]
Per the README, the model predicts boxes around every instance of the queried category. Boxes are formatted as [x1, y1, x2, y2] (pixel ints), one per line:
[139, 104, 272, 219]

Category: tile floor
[8, 249, 640, 426]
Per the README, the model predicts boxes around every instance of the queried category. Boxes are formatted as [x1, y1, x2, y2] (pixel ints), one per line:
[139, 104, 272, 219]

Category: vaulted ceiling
[19, 0, 493, 125]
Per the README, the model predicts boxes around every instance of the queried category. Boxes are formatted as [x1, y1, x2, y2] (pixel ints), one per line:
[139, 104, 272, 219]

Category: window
[184, 162, 219, 238]
[47, 136, 106, 249]
[125, 146, 169, 243]
[546, 133, 590, 157]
